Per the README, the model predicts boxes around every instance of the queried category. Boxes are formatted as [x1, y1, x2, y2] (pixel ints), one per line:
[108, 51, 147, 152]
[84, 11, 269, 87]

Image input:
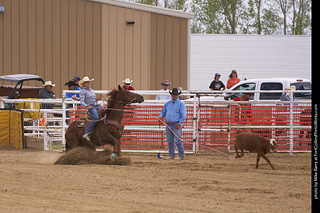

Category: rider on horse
[79, 76, 101, 141]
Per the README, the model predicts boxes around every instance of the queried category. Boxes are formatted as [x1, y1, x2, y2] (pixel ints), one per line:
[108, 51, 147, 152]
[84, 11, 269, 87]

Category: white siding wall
[190, 34, 311, 91]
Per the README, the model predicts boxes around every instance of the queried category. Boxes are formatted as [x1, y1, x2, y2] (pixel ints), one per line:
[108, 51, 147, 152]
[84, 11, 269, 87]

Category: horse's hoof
[110, 153, 117, 161]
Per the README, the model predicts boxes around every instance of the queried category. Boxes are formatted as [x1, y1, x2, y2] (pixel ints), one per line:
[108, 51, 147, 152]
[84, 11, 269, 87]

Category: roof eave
[89, 0, 194, 19]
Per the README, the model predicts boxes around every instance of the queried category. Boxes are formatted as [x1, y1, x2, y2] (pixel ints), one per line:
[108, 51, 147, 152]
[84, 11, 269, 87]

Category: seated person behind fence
[233, 92, 252, 102]
[177, 87, 186, 100]
[39, 81, 56, 109]
[65, 80, 80, 101]
[72, 76, 82, 91]
[122, 78, 135, 90]
[280, 86, 296, 102]
[156, 80, 172, 100]
[40, 81, 56, 99]
[233, 92, 252, 123]
[79, 76, 101, 141]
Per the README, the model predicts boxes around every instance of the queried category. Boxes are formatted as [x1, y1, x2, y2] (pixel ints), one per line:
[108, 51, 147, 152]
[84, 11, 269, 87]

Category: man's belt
[166, 121, 179, 125]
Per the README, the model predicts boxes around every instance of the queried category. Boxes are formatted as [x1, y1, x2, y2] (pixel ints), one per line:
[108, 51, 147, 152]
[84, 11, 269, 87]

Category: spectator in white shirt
[156, 80, 171, 100]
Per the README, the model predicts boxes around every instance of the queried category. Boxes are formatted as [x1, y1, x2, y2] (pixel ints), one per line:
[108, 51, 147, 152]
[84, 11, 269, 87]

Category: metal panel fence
[0, 90, 312, 155]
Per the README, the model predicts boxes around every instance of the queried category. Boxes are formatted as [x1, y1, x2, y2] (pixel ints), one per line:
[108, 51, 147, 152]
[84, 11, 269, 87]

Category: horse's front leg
[110, 138, 122, 160]
[109, 137, 118, 160]
[116, 138, 122, 157]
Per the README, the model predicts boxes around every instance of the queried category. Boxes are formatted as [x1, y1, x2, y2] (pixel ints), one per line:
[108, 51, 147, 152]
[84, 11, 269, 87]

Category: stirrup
[83, 132, 91, 141]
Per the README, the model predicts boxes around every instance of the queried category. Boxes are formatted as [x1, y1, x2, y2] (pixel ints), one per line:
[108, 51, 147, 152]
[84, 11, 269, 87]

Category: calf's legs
[256, 153, 276, 170]
[234, 142, 244, 158]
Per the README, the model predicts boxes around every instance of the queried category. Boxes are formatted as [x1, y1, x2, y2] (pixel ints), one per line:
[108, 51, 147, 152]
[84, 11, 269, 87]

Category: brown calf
[234, 131, 277, 170]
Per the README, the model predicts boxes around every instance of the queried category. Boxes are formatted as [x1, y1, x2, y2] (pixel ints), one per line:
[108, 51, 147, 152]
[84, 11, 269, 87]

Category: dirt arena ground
[0, 145, 311, 213]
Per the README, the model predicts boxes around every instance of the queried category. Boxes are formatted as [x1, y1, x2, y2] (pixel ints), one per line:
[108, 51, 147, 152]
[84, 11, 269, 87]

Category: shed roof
[89, 0, 194, 19]
[0, 74, 45, 84]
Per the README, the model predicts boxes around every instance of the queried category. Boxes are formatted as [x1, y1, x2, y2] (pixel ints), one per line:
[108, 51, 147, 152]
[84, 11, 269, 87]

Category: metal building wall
[0, 0, 191, 96]
[150, 14, 188, 90]
[100, 4, 151, 90]
[0, 0, 103, 96]
[100, 5, 189, 91]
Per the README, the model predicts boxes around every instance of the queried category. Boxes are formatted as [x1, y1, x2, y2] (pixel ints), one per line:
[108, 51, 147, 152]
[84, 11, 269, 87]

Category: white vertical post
[43, 112, 49, 150]
[195, 94, 201, 153]
[62, 94, 66, 150]
[192, 94, 197, 153]
[227, 96, 232, 152]
[0, 97, 4, 108]
[289, 90, 294, 156]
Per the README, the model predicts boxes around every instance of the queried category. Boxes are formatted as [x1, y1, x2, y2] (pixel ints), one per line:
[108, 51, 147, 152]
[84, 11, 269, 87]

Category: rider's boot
[82, 131, 91, 141]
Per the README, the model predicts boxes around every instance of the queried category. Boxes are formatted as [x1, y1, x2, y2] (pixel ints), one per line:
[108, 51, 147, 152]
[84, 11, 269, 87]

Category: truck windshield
[291, 82, 312, 100]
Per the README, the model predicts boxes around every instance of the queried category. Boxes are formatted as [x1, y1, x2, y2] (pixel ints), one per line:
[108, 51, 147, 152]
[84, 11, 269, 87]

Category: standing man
[158, 88, 187, 160]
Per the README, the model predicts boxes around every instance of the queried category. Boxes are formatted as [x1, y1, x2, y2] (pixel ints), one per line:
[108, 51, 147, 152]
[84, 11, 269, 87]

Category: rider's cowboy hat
[169, 88, 181, 95]
[161, 80, 171, 86]
[79, 76, 94, 87]
[122, 78, 133, 84]
[42, 81, 55, 88]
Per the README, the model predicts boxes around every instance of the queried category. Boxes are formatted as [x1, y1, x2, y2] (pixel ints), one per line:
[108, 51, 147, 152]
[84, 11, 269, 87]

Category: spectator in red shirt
[234, 93, 252, 124]
[233, 93, 252, 102]
[122, 78, 135, 90]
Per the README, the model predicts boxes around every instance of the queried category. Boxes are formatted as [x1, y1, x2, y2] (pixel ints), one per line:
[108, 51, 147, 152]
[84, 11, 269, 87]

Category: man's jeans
[85, 105, 101, 134]
[165, 123, 184, 158]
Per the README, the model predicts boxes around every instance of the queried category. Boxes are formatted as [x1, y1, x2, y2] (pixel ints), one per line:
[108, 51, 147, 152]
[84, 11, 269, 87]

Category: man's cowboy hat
[122, 78, 133, 84]
[161, 80, 171, 86]
[65, 80, 79, 87]
[169, 88, 181, 95]
[42, 81, 55, 88]
[79, 76, 94, 87]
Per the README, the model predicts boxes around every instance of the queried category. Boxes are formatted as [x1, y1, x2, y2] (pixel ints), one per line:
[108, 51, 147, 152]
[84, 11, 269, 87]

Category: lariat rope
[81, 105, 235, 160]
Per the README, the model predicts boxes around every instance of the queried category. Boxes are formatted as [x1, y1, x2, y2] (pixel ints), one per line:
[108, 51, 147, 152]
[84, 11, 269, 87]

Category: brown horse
[65, 85, 144, 159]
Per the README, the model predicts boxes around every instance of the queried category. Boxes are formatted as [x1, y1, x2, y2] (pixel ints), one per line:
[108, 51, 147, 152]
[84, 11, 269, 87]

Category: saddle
[76, 114, 123, 132]
[75, 108, 104, 128]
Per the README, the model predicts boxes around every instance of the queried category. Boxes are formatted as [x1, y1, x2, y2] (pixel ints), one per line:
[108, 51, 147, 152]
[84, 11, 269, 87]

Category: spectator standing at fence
[122, 78, 135, 90]
[40, 81, 56, 99]
[158, 88, 187, 160]
[209, 73, 226, 91]
[280, 86, 297, 102]
[156, 80, 171, 100]
[65, 80, 80, 101]
[79, 76, 101, 141]
[227, 70, 241, 89]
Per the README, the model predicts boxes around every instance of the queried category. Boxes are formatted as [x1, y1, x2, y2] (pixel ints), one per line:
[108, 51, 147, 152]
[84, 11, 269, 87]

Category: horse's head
[107, 85, 144, 105]
[117, 85, 144, 104]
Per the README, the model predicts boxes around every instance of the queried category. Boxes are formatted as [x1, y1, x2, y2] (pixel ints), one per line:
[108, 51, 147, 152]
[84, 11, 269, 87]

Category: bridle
[108, 94, 137, 106]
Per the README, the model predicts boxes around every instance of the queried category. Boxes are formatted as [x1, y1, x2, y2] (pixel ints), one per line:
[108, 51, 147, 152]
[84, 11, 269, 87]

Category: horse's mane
[106, 89, 119, 108]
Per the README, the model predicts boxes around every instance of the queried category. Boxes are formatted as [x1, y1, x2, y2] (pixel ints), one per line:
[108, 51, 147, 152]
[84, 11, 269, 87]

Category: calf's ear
[118, 85, 122, 91]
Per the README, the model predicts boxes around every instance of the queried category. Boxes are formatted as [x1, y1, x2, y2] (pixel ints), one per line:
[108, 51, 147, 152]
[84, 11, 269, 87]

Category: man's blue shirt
[159, 99, 187, 125]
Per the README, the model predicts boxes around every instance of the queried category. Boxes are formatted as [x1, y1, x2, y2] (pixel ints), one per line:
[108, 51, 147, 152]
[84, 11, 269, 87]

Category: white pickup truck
[188, 78, 312, 102]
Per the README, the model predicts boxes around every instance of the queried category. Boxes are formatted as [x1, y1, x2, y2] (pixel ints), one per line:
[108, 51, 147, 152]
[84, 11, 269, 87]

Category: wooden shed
[0, 0, 194, 97]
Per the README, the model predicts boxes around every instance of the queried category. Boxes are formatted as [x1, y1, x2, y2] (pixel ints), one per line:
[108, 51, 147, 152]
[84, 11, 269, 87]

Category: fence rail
[0, 89, 312, 155]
